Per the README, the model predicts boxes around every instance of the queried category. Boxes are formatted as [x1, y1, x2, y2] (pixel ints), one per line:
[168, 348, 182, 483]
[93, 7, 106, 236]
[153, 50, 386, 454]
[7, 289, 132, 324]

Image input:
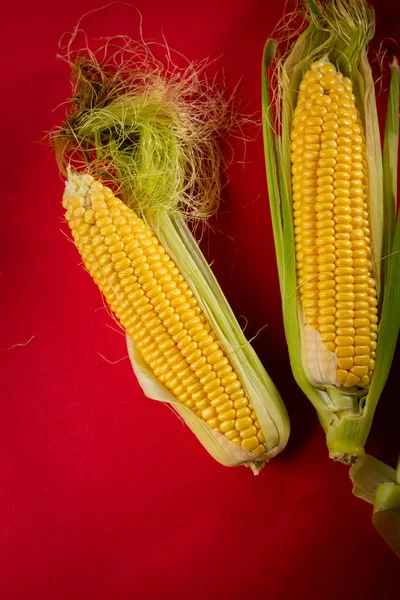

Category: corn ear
[55, 37, 289, 472]
[262, 0, 400, 461]
[350, 455, 400, 557]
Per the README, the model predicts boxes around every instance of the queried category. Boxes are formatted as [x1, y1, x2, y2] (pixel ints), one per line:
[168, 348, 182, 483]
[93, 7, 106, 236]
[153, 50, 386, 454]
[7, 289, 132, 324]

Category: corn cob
[291, 60, 377, 390]
[54, 36, 290, 471]
[262, 0, 400, 462]
[64, 171, 267, 455]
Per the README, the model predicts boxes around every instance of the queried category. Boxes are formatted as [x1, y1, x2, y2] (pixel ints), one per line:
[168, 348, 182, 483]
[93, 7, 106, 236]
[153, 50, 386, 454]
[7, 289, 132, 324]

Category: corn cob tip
[62, 168, 95, 210]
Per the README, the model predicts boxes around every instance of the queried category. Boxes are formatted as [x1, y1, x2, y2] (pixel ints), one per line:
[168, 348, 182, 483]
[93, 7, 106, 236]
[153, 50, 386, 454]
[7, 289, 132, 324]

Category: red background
[1, 1, 400, 598]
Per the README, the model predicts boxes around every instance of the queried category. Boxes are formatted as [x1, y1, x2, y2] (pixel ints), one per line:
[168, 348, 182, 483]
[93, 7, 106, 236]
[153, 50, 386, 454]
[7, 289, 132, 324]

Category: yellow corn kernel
[241, 437, 260, 452]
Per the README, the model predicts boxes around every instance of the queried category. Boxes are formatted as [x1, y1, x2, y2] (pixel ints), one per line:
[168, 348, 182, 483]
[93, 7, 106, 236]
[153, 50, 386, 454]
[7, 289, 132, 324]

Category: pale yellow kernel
[323, 113, 338, 124]
[318, 244, 335, 254]
[322, 122, 338, 133]
[355, 345, 370, 355]
[355, 326, 370, 335]
[195, 398, 209, 412]
[202, 407, 216, 420]
[90, 194, 106, 209]
[342, 77, 353, 90]
[220, 420, 235, 433]
[240, 425, 258, 440]
[320, 307, 335, 316]
[204, 378, 221, 395]
[318, 263, 335, 274]
[231, 389, 246, 402]
[355, 318, 370, 328]
[256, 431, 266, 445]
[225, 429, 240, 441]
[318, 280, 335, 290]
[355, 310, 371, 319]
[336, 327, 355, 336]
[97, 218, 113, 232]
[331, 83, 346, 95]
[316, 236, 335, 246]
[235, 407, 251, 420]
[319, 291, 335, 300]
[211, 394, 230, 408]
[252, 444, 267, 455]
[311, 60, 325, 71]
[195, 362, 213, 379]
[84, 209, 96, 224]
[321, 63, 336, 75]
[205, 382, 224, 406]
[334, 205, 351, 215]
[335, 336, 353, 346]
[336, 346, 355, 358]
[230, 437, 242, 446]
[336, 301, 354, 310]
[338, 357, 353, 370]
[321, 131, 337, 142]
[235, 417, 253, 432]
[351, 365, 369, 378]
[225, 380, 242, 395]
[207, 350, 224, 366]
[218, 408, 236, 422]
[201, 342, 219, 358]
[320, 149, 337, 160]
[181, 341, 199, 359]
[317, 176, 334, 186]
[344, 372, 360, 387]
[359, 375, 370, 387]
[306, 84, 324, 96]
[335, 275, 354, 285]
[354, 355, 370, 366]
[335, 278, 353, 288]
[318, 157, 337, 169]
[305, 70, 323, 81]
[241, 437, 260, 452]
[205, 418, 220, 430]
[336, 320, 355, 330]
[334, 171, 351, 181]
[336, 292, 355, 302]
[336, 369, 348, 385]
[229, 397, 247, 412]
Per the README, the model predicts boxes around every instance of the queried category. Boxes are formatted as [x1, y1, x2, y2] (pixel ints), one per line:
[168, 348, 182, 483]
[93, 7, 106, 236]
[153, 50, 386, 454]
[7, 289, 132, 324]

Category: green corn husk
[262, 0, 400, 462]
[350, 455, 400, 556]
[54, 36, 289, 473]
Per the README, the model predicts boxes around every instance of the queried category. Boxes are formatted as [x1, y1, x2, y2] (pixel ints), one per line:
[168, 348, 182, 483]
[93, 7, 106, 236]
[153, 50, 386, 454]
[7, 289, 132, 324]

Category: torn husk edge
[262, 0, 400, 461]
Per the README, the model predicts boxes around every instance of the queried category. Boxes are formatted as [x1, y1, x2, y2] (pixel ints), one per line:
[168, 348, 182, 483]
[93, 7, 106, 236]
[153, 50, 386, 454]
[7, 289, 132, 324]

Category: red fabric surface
[2, 1, 400, 598]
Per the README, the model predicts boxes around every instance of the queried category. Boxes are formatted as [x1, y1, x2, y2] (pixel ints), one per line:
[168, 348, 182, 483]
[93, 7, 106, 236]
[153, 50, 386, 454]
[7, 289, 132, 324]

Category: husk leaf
[350, 455, 400, 556]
